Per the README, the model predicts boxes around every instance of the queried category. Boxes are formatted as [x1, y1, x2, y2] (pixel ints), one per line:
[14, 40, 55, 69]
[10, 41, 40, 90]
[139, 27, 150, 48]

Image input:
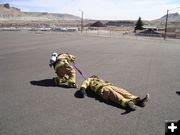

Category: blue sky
[0, 0, 180, 20]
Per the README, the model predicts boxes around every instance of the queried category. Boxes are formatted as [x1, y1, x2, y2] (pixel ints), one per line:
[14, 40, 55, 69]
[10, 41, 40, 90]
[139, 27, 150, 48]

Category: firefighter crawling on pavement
[78, 75, 150, 111]
[49, 52, 77, 88]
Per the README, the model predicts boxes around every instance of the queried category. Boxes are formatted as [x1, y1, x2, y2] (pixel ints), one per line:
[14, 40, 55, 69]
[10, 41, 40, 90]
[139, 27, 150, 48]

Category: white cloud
[8, 0, 180, 20]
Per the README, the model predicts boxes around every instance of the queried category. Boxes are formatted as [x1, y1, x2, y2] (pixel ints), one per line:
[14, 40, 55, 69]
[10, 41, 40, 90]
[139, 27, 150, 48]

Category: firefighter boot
[53, 77, 59, 86]
[127, 101, 136, 111]
[53, 77, 67, 86]
[136, 94, 150, 107]
[68, 81, 78, 88]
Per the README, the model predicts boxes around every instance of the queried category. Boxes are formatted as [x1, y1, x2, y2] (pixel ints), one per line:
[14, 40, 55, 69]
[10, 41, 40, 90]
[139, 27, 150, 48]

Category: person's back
[57, 53, 75, 63]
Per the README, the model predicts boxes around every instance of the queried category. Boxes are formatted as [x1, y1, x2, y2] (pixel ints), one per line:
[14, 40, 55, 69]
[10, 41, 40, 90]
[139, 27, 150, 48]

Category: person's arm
[79, 78, 91, 98]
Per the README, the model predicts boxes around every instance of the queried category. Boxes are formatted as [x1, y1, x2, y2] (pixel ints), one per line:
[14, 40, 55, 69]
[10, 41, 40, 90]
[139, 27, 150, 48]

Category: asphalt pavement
[0, 31, 180, 135]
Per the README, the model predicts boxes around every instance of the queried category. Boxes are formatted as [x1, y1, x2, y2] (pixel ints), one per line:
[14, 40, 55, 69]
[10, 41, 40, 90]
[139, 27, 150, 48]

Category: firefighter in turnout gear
[78, 75, 149, 111]
[49, 52, 77, 88]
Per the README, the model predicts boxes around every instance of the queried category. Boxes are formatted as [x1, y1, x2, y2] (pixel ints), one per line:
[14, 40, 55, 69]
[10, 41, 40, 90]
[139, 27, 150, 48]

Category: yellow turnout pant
[56, 65, 76, 85]
[98, 85, 138, 107]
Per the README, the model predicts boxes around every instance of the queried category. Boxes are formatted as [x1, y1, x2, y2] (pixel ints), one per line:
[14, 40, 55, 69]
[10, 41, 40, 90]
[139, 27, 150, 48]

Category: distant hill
[153, 13, 180, 22]
[161, 13, 180, 21]
[148, 13, 180, 30]
[0, 3, 80, 23]
[1, 3, 179, 28]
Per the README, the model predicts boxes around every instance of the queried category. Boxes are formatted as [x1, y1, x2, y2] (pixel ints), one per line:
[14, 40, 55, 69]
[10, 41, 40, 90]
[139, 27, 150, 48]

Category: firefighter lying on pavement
[49, 52, 77, 88]
[78, 75, 150, 111]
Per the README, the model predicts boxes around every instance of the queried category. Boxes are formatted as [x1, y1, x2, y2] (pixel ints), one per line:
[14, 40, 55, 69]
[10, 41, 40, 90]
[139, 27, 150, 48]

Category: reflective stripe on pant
[98, 85, 139, 107]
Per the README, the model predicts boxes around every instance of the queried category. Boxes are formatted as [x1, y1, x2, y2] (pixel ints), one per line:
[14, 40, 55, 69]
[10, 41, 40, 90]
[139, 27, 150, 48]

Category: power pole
[164, 10, 169, 40]
[164, 7, 180, 40]
[81, 11, 83, 32]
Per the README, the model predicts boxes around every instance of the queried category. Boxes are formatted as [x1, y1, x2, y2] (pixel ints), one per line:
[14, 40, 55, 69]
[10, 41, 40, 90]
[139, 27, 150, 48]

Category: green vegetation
[135, 17, 144, 31]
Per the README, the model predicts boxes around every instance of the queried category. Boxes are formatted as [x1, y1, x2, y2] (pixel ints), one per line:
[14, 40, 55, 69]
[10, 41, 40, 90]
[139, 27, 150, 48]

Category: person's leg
[66, 66, 77, 88]
[111, 86, 139, 104]
[54, 67, 67, 85]
[98, 86, 136, 110]
[53, 77, 67, 85]
[111, 86, 150, 107]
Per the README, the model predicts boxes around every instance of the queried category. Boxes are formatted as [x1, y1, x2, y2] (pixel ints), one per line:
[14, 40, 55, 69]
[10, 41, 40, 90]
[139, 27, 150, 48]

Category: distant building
[89, 21, 106, 27]
[106, 21, 134, 27]
[143, 25, 158, 31]
[175, 22, 180, 38]
[136, 29, 162, 37]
